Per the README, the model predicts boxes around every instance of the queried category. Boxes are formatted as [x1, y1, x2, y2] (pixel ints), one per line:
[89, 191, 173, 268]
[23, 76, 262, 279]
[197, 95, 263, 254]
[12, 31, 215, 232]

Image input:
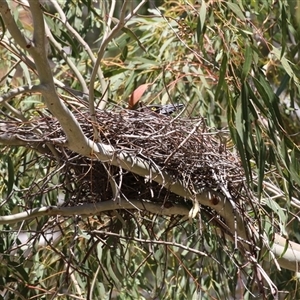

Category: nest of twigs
[1, 107, 245, 208]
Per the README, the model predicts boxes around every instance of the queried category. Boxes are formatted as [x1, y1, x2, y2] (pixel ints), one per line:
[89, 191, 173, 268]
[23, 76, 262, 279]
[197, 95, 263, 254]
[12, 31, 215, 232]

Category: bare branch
[48, 0, 103, 95]
[0, 85, 43, 104]
[88, 0, 129, 139]
[0, 199, 190, 224]
[93, 230, 209, 257]
[273, 235, 300, 271]
[43, 20, 89, 94]
[89, 0, 148, 112]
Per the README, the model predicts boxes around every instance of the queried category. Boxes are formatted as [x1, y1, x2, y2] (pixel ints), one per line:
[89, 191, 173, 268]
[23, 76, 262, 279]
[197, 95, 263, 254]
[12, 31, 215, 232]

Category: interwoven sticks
[0, 108, 244, 204]
[91, 110, 243, 196]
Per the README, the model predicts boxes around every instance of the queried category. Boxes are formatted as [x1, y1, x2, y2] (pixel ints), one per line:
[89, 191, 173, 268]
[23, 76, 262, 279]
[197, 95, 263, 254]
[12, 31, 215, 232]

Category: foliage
[1, 0, 300, 299]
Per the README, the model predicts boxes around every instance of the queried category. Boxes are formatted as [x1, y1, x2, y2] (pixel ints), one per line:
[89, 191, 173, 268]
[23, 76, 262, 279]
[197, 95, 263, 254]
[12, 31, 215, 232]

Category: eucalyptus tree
[1, 0, 300, 299]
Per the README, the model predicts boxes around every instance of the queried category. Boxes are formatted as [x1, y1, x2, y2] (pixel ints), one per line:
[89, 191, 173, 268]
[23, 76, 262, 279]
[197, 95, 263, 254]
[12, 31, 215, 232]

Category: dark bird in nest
[127, 83, 184, 115]
[138, 103, 184, 116]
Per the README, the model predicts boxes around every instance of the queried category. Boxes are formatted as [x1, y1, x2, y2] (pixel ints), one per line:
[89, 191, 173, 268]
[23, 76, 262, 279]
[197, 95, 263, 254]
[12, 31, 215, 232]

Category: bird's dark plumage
[140, 104, 184, 115]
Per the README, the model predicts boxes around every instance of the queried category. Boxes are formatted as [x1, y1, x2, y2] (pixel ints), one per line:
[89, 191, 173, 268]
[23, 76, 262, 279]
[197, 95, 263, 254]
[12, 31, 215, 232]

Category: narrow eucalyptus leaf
[241, 45, 252, 81]
[227, 2, 246, 21]
[215, 54, 227, 101]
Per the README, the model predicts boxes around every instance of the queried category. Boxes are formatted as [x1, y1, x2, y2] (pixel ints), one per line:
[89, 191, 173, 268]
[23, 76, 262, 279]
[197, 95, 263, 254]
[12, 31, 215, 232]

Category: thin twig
[92, 230, 209, 256]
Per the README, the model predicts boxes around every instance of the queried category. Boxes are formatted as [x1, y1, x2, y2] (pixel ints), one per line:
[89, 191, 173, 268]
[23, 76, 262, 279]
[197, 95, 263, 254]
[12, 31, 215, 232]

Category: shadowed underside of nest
[0, 108, 245, 209]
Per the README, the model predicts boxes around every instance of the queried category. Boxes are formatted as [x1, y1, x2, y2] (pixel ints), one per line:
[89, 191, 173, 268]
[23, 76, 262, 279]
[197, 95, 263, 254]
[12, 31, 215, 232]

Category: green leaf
[253, 73, 284, 128]
[280, 5, 287, 58]
[121, 45, 128, 61]
[9, 261, 29, 282]
[289, 148, 300, 187]
[241, 83, 249, 135]
[0, 15, 5, 41]
[257, 133, 266, 198]
[227, 2, 245, 21]
[122, 27, 147, 52]
[235, 124, 252, 183]
[276, 73, 290, 97]
[198, 1, 207, 32]
[215, 53, 227, 101]
[272, 47, 299, 85]
[241, 45, 252, 82]
[264, 198, 287, 235]
[279, 238, 290, 259]
[247, 81, 267, 117]
[6, 156, 14, 196]
[61, 31, 80, 57]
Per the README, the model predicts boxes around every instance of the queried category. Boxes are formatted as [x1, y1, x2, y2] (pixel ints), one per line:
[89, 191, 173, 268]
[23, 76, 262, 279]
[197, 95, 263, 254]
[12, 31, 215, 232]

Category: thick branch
[272, 235, 300, 272]
[0, 199, 189, 224]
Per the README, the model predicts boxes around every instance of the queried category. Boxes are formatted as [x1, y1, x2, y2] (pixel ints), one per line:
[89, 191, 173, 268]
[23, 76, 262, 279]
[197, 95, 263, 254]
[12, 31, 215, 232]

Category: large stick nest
[1, 107, 245, 208]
